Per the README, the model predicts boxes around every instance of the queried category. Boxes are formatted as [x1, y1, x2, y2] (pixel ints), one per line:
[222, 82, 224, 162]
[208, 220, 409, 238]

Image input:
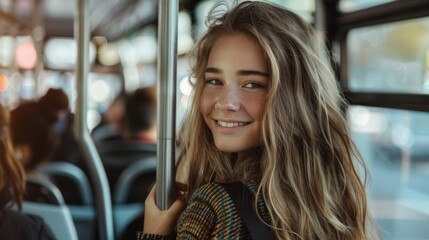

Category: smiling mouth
[216, 120, 249, 128]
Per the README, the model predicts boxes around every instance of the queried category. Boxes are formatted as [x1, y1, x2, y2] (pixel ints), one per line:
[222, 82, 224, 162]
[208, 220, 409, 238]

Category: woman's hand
[143, 183, 187, 235]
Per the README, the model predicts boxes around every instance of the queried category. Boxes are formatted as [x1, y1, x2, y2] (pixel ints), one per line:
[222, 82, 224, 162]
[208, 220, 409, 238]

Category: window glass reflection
[348, 106, 429, 239]
[339, 0, 395, 12]
[347, 17, 429, 94]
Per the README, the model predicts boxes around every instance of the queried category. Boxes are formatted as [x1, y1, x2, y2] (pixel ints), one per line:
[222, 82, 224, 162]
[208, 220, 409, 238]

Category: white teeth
[217, 121, 245, 127]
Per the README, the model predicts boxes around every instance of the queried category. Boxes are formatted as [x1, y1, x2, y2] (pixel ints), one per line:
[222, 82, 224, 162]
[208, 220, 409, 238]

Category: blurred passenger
[48, 110, 94, 205]
[98, 87, 157, 202]
[91, 92, 127, 142]
[50, 111, 86, 166]
[122, 87, 157, 143]
[93, 87, 157, 143]
[10, 88, 69, 171]
[0, 103, 56, 239]
[38, 88, 69, 124]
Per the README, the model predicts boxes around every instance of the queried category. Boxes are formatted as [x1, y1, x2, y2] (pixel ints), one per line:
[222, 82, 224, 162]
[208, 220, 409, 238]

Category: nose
[215, 86, 240, 111]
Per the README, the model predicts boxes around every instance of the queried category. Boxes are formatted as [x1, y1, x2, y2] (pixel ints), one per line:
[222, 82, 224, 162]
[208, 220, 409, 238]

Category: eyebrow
[204, 67, 269, 77]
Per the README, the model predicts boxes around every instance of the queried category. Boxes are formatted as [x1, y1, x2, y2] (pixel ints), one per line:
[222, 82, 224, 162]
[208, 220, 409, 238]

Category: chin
[214, 142, 237, 152]
[214, 142, 258, 153]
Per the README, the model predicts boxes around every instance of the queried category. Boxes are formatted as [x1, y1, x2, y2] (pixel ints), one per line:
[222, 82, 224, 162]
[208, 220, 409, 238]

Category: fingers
[148, 184, 156, 197]
[150, 182, 187, 192]
[171, 194, 186, 210]
[146, 183, 187, 209]
[175, 182, 187, 192]
[143, 183, 187, 235]
[175, 182, 187, 201]
[145, 184, 156, 202]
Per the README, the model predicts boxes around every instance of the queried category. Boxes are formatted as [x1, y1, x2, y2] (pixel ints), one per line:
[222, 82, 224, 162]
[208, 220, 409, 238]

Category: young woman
[141, 1, 378, 239]
[0, 103, 56, 239]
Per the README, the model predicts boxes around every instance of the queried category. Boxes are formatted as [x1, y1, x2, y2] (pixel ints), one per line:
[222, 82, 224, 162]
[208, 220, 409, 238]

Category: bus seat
[67, 205, 96, 240]
[35, 162, 96, 240]
[36, 162, 93, 205]
[23, 176, 78, 240]
[97, 140, 156, 164]
[114, 156, 157, 204]
[91, 124, 120, 142]
[114, 203, 144, 240]
[113, 157, 156, 239]
[97, 140, 156, 196]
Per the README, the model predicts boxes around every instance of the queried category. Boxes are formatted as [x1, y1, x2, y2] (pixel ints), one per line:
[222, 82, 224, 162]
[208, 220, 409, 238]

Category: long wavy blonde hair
[0, 103, 25, 210]
[177, 1, 378, 239]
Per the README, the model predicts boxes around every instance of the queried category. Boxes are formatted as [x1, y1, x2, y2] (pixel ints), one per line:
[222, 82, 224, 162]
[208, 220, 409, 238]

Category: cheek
[243, 94, 267, 121]
[199, 100, 208, 117]
[199, 89, 214, 117]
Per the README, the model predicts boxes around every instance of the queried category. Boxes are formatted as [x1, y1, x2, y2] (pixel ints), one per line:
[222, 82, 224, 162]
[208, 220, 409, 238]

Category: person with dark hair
[94, 87, 157, 144]
[123, 87, 157, 143]
[50, 111, 86, 165]
[10, 88, 69, 171]
[91, 92, 128, 142]
[10, 102, 58, 171]
[0, 103, 56, 239]
[95, 87, 157, 203]
[38, 88, 69, 124]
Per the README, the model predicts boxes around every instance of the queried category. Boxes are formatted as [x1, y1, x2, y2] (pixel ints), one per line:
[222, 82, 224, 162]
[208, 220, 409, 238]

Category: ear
[16, 144, 32, 165]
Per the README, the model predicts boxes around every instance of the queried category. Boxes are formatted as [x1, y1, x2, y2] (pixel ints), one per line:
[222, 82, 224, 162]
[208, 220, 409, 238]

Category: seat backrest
[113, 203, 144, 240]
[97, 140, 156, 165]
[112, 157, 156, 239]
[24, 175, 65, 205]
[36, 162, 96, 240]
[34, 163, 96, 240]
[36, 162, 93, 205]
[91, 124, 120, 142]
[97, 140, 156, 195]
[23, 176, 78, 240]
[67, 205, 96, 240]
[113, 156, 157, 204]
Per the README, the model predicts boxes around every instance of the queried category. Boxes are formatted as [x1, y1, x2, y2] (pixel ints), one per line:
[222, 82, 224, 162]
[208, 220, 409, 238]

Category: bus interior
[1, 0, 429, 239]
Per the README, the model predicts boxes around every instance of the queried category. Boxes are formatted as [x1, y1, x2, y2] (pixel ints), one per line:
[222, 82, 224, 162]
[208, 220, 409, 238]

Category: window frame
[322, 0, 429, 112]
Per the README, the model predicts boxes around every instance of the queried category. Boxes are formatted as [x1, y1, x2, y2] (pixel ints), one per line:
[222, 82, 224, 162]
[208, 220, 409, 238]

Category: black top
[0, 210, 57, 240]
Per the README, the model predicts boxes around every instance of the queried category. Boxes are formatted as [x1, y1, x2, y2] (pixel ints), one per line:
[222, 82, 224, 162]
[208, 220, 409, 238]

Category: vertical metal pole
[31, 0, 43, 97]
[156, 0, 178, 210]
[9, 0, 19, 102]
[75, 0, 114, 239]
[315, 0, 326, 33]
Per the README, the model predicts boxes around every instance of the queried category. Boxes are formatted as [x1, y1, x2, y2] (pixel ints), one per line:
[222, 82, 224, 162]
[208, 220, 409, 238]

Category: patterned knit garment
[138, 181, 270, 240]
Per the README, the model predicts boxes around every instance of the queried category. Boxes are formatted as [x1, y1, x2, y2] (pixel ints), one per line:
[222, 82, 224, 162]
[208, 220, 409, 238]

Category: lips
[216, 120, 249, 128]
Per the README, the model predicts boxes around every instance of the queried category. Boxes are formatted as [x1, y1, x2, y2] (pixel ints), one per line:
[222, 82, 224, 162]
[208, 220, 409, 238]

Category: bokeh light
[16, 40, 37, 69]
[0, 75, 9, 92]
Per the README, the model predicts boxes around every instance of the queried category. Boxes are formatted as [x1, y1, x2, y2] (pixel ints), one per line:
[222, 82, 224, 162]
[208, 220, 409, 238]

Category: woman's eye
[244, 82, 263, 89]
[206, 79, 222, 85]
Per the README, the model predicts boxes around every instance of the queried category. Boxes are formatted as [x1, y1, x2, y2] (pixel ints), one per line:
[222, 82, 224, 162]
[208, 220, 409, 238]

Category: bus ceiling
[0, 0, 201, 41]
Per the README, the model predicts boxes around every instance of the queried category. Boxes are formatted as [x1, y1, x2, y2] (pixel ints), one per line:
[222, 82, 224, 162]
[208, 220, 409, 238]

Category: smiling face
[200, 33, 269, 153]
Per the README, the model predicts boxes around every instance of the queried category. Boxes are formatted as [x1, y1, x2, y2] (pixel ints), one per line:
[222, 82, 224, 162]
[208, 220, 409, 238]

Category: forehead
[206, 33, 267, 71]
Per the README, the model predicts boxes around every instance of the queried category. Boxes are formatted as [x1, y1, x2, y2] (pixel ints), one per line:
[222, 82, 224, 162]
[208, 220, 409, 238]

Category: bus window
[348, 106, 429, 239]
[340, 0, 396, 12]
[347, 17, 429, 94]
[334, 0, 429, 238]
